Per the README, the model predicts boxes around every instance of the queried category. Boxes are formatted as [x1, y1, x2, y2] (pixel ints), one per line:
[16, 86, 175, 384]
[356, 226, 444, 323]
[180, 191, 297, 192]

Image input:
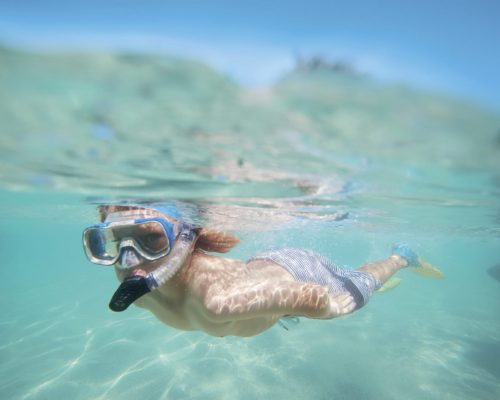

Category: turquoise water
[1, 47, 500, 399]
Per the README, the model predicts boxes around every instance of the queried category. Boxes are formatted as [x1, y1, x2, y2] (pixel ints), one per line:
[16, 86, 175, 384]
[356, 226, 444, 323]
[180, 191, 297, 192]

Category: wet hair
[194, 228, 240, 253]
[97, 205, 240, 253]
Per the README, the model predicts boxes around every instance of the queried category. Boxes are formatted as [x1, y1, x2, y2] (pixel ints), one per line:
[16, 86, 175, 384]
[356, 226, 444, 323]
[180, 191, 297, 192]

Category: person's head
[83, 203, 240, 310]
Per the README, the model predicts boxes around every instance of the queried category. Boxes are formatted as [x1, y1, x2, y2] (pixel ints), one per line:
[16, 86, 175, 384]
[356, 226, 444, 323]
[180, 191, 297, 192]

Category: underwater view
[1, 4, 500, 398]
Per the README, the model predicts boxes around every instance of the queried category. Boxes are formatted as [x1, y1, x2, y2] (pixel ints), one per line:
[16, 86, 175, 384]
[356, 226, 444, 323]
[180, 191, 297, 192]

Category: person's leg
[356, 255, 408, 285]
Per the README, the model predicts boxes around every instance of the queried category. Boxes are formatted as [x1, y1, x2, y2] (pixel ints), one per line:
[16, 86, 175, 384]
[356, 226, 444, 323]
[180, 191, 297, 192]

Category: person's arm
[203, 280, 356, 321]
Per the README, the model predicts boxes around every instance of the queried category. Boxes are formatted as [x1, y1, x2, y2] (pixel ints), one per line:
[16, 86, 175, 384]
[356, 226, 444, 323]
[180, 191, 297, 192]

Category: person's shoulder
[185, 250, 243, 275]
[180, 252, 245, 295]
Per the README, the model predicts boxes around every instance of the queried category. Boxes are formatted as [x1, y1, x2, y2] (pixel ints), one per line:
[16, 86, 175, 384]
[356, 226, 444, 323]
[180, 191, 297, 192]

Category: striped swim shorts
[249, 248, 382, 309]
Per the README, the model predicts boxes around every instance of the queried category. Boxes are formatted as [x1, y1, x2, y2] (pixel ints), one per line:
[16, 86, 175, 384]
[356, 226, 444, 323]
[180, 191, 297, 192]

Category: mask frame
[82, 217, 176, 266]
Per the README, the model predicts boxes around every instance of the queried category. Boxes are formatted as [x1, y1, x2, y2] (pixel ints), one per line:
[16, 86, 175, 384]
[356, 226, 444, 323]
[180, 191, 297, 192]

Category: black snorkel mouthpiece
[109, 275, 153, 312]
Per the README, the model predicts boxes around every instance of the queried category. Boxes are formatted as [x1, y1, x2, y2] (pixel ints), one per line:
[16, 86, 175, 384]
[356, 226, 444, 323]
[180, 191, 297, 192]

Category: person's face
[103, 208, 179, 282]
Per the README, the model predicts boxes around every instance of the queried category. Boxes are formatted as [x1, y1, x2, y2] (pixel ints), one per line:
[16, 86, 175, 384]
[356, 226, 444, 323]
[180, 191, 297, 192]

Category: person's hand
[324, 292, 356, 319]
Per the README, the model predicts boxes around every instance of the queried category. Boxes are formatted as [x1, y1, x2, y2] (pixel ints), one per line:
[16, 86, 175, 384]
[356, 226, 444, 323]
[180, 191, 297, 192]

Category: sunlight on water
[0, 47, 499, 400]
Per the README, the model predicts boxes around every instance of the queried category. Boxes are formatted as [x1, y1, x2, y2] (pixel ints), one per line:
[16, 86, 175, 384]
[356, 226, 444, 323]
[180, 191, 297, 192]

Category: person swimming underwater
[82, 203, 443, 337]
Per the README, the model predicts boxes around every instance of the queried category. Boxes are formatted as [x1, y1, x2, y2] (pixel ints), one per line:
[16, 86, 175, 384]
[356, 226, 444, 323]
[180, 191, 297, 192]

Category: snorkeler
[82, 204, 443, 337]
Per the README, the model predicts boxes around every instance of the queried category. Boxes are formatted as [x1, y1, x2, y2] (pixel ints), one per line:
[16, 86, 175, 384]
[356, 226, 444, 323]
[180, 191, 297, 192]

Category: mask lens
[129, 221, 170, 254]
[84, 228, 119, 263]
[84, 219, 172, 265]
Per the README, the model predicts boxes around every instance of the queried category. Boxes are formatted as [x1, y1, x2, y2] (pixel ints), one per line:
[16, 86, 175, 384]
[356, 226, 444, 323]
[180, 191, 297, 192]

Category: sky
[1, 0, 499, 108]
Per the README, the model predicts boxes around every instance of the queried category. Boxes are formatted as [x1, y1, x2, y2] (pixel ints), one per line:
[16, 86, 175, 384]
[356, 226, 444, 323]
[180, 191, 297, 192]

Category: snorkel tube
[109, 222, 197, 312]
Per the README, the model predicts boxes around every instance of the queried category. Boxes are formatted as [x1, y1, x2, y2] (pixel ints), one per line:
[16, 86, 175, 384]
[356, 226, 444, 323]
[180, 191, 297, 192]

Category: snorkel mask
[83, 217, 177, 266]
[82, 204, 198, 312]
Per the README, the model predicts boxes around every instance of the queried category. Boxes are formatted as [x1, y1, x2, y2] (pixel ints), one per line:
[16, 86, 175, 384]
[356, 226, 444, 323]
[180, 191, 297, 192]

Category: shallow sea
[1, 47, 499, 399]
